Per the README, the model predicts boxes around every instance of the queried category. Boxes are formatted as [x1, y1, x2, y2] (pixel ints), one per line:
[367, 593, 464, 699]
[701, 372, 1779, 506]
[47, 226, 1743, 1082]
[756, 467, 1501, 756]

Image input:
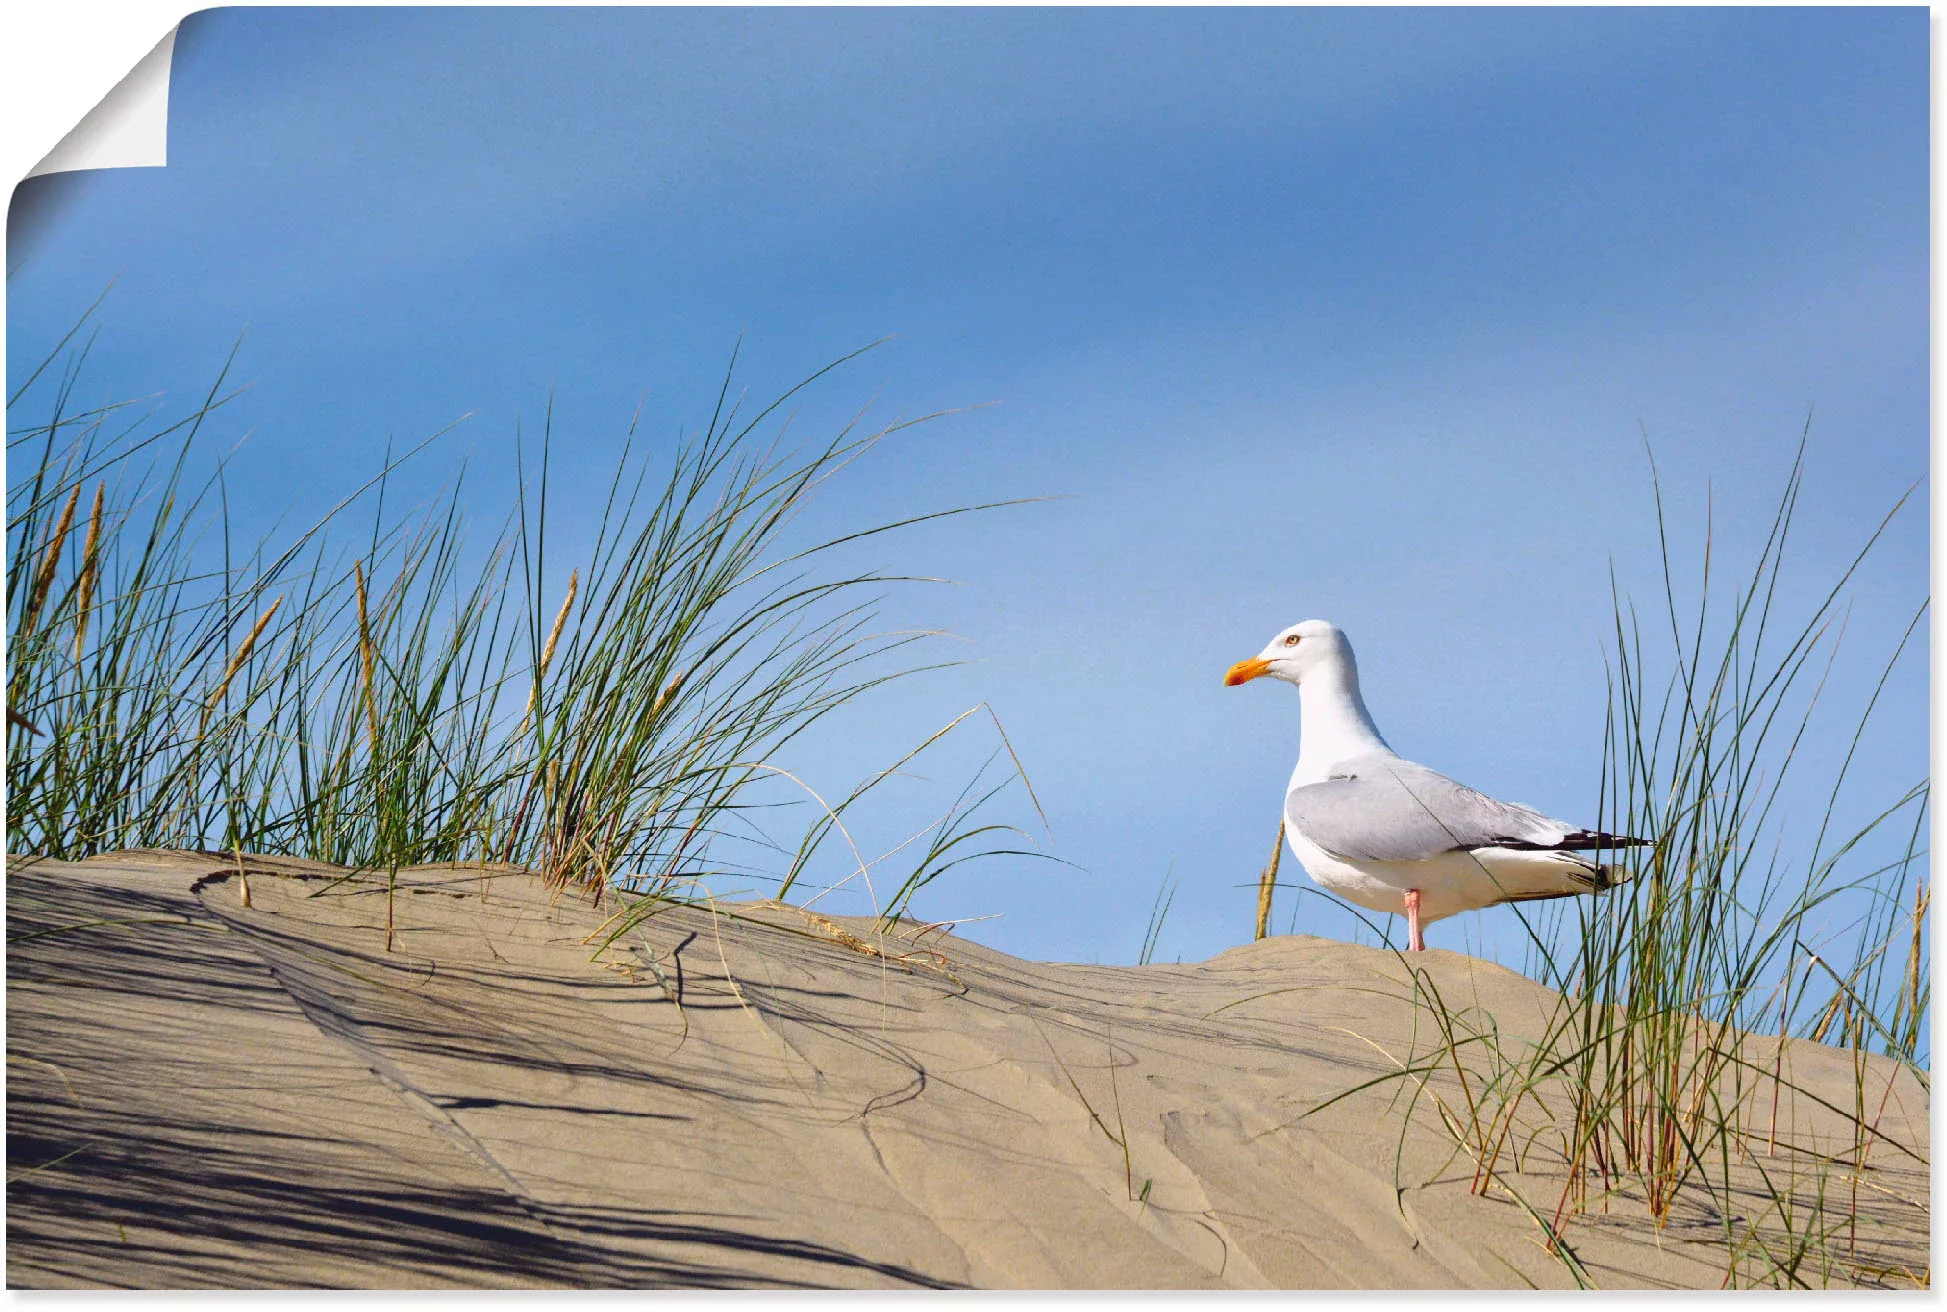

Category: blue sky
[7, 7, 1928, 966]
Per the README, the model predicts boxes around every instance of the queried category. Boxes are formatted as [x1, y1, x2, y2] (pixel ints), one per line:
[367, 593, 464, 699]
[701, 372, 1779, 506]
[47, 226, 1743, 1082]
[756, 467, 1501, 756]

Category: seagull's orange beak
[1224, 656, 1272, 686]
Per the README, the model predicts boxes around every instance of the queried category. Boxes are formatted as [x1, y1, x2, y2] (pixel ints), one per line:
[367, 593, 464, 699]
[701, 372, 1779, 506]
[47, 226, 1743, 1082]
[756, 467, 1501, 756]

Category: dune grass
[1139, 865, 1179, 966]
[7, 314, 1045, 924]
[1304, 438, 1929, 1288]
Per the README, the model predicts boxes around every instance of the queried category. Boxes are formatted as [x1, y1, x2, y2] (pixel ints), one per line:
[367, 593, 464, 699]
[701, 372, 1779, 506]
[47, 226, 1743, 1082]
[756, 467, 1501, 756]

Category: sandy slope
[6, 852, 1928, 1289]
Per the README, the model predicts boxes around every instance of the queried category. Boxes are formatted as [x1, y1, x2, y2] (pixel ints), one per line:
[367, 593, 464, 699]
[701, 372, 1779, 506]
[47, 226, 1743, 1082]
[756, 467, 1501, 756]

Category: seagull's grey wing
[1284, 756, 1568, 863]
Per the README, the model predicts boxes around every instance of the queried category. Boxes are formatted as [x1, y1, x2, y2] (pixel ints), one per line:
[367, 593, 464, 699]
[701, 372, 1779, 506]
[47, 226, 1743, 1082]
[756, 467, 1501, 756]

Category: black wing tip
[1561, 830, 1654, 851]
[1475, 830, 1652, 854]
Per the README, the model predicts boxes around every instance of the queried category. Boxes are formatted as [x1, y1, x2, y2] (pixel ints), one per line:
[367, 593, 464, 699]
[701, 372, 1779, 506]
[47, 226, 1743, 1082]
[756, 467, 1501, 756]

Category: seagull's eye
[1283, 634, 1301, 647]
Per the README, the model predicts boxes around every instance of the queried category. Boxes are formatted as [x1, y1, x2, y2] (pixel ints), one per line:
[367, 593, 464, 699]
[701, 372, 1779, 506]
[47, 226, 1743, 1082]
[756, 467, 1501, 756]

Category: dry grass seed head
[72, 482, 104, 661]
[202, 595, 283, 727]
[22, 483, 81, 639]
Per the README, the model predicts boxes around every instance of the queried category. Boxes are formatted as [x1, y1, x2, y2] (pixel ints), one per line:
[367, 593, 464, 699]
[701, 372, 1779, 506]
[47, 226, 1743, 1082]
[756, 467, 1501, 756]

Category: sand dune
[7, 852, 1927, 1289]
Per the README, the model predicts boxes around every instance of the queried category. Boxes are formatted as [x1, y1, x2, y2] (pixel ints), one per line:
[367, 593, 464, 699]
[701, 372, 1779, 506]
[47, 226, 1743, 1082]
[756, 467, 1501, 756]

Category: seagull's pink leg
[1404, 889, 1426, 952]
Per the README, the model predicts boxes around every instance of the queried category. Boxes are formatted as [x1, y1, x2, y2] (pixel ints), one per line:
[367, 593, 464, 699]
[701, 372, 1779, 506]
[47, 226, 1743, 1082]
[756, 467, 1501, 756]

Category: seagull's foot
[1404, 889, 1426, 952]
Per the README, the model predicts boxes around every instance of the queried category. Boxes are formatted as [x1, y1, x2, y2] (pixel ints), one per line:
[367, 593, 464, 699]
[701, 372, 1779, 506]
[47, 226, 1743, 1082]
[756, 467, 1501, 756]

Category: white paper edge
[26, 24, 179, 179]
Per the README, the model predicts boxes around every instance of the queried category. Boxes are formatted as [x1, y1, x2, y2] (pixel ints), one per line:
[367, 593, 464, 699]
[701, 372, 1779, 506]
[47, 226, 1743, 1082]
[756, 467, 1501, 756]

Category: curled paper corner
[9, 22, 179, 277]
[27, 25, 180, 178]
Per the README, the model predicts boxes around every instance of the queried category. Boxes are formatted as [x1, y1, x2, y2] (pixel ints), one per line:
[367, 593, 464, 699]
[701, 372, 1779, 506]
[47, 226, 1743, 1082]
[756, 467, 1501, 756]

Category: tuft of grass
[1299, 434, 1928, 1288]
[8, 309, 1047, 929]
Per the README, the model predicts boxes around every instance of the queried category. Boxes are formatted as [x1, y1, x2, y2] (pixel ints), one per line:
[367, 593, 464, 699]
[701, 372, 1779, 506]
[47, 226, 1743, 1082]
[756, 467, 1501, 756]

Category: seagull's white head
[1224, 619, 1352, 688]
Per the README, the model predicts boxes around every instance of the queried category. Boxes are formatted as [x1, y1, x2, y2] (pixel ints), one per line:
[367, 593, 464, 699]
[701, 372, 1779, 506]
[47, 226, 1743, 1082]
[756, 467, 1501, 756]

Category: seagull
[1225, 619, 1646, 952]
